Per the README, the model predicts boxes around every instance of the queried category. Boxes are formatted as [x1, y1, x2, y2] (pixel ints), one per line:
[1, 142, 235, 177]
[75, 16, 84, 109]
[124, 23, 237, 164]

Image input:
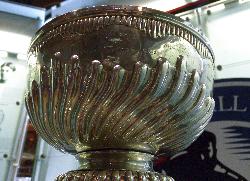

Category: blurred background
[0, 0, 250, 180]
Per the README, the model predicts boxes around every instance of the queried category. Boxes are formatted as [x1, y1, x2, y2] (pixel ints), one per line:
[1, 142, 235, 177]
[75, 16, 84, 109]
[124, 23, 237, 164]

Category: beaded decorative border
[29, 6, 214, 61]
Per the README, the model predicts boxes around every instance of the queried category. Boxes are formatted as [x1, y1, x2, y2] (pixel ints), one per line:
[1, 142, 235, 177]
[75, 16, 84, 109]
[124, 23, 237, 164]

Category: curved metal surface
[26, 57, 214, 155]
[56, 170, 174, 181]
[25, 5, 215, 180]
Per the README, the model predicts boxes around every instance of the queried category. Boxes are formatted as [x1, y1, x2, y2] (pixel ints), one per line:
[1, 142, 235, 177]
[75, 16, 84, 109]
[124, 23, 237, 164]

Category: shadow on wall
[154, 131, 248, 181]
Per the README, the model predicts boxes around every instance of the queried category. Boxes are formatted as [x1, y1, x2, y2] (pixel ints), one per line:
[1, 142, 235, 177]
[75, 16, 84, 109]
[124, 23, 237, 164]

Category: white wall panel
[0, 9, 42, 181]
[32, 141, 79, 181]
[0, 57, 28, 181]
[206, 3, 250, 79]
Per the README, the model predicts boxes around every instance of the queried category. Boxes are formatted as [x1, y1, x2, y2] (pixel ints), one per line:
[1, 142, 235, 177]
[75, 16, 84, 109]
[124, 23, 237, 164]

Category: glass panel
[206, 4, 250, 78]
[0, 54, 28, 181]
[17, 123, 38, 179]
[32, 140, 79, 180]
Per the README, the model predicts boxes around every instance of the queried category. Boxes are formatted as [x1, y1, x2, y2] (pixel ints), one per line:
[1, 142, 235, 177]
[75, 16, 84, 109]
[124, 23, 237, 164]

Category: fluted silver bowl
[26, 5, 215, 158]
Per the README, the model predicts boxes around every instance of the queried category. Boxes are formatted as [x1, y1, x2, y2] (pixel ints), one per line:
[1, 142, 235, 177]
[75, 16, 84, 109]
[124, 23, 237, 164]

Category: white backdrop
[0, 6, 43, 181]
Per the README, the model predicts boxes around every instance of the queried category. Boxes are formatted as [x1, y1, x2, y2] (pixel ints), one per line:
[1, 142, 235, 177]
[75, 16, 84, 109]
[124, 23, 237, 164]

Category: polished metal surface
[56, 170, 175, 181]
[25, 5, 215, 180]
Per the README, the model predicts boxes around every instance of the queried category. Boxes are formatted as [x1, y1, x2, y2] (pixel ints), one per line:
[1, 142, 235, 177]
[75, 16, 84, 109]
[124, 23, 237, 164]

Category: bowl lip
[30, 5, 214, 60]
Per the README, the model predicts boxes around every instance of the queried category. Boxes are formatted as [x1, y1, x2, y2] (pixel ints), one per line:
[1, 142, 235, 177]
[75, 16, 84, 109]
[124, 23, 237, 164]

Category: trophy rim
[29, 5, 214, 60]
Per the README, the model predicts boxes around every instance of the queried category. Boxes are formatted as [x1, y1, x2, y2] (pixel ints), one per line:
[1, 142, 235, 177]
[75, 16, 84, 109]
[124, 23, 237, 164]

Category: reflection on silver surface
[25, 5, 215, 180]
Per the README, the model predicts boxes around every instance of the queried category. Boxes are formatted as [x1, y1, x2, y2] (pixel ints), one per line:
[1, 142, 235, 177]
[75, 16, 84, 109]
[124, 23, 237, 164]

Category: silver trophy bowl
[26, 5, 215, 180]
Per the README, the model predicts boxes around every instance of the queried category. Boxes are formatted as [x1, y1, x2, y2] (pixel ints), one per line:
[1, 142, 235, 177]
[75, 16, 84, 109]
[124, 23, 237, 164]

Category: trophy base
[55, 150, 174, 180]
[56, 170, 174, 181]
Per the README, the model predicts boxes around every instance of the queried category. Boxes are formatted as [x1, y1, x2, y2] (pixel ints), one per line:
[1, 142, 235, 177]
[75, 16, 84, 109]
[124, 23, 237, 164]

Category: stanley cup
[25, 5, 215, 180]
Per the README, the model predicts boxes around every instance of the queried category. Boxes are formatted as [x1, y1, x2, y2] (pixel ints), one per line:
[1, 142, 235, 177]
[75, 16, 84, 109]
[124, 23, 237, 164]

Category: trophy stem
[56, 150, 174, 180]
[77, 150, 154, 171]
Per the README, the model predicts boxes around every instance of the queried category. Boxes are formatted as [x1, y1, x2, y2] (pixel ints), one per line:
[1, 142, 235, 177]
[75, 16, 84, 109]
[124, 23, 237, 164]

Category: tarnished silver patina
[26, 5, 215, 180]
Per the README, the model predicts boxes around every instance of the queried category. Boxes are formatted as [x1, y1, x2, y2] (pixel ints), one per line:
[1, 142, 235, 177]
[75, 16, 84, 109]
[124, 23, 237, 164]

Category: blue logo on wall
[212, 78, 250, 160]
